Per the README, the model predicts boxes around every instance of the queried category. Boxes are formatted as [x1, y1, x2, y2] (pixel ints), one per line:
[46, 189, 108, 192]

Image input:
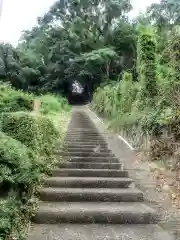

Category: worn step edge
[38, 187, 143, 202]
[33, 202, 158, 224]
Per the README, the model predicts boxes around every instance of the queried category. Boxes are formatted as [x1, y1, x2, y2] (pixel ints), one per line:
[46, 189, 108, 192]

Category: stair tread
[28, 224, 173, 240]
[44, 176, 133, 181]
[39, 187, 143, 202]
[33, 202, 158, 224]
[39, 187, 142, 194]
[61, 161, 121, 165]
[44, 176, 133, 188]
[59, 162, 122, 169]
[36, 201, 155, 213]
[52, 168, 128, 177]
[53, 168, 126, 172]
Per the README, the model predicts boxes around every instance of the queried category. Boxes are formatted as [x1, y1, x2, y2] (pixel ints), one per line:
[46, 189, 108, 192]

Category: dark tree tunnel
[63, 79, 92, 105]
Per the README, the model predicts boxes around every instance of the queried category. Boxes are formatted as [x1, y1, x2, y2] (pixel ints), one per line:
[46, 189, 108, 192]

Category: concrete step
[65, 136, 104, 140]
[59, 162, 122, 169]
[65, 139, 105, 142]
[65, 136, 105, 140]
[65, 132, 102, 135]
[66, 133, 102, 136]
[67, 130, 98, 133]
[66, 132, 98, 134]
[62, 148, 111, 153]
[52, 168, 128, 178]
[59, 148, 111, 153]
[28, 224, 173, 240]
[44, 177, 133, 188]
[64, 142, 107, 146]
[64, 139, 106, 143]
[63, 146, 109, 150]
[60, 152, 114, 157]
[63, 144, 108, 148]
[64, 156, 119, 163]
[38, 188, 143, 202]
[33, 202, 158, 224]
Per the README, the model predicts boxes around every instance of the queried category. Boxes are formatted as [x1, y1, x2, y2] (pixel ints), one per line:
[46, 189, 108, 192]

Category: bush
[0, 197, 20, 239]
[1, 112, 41, 153]
[38, 94, 71, 115]
[0, 82, 33, 112]
[0, 112, 61, 239]
[36, 114, 59, 161]
[1, 112, 59, 171]
[0, 131, 38, 191]
[0, 132, 40, 239]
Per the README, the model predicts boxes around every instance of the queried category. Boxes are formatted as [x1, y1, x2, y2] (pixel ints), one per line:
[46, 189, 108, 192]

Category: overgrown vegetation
[0, 84, 70, 239]
[0, 0, 180, 236]
[93, 23, 180, 169]
[0, 0, 136, 94]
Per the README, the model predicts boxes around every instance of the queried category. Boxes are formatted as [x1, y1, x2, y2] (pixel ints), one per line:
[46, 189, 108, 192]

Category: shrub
[0, 132, 40, 239]
[136, 30, 157, 108]
[0, 82, 33, 112]
[36, 114, 59, 168]
[1, 112, 41, 153]
[38, 94, 71, 115]
[0, 131, 38, 192]
[0, 197, 20, 239]
[0, 112, 60, 239]
[1, 112, 59, 172]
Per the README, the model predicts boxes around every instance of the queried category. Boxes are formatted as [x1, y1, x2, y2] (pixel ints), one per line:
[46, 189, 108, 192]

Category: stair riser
[44, 179, 132, 188]
[39, 191, 143, 202]
[66, 132, 98, 134]
[33, 212, 157, 224]
[64, 139, 106, 142]
[59, 162, 122, 169]
[63, 144, 108, 148]
[63, 157, 119, 163]
[62, 149, 110, 153]
[52, 169, 128, 178]
[65, 136, 103, 139]
[65, 139, 105, 142]
[63, 146, 108, 149]
[60, 152, 114, 157]
[64, 142, 107, 146]
[66, 133, 102, 136]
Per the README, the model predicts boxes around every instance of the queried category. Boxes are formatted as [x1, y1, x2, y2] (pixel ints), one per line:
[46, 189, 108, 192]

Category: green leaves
[137, 30, 157, 103]
[147, 0, 180, 28]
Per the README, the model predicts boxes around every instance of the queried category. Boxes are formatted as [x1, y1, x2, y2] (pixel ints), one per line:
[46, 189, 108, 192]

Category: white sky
[0, 0, 159, 46]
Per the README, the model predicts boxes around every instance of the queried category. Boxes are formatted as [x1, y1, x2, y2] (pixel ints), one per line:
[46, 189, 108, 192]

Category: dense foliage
[0, 0, 137, 94]
[0, 0, 179, 237]
[0, 83, 71, 239]
[92, 22, 180, 166]
[0, 0, 179, 96]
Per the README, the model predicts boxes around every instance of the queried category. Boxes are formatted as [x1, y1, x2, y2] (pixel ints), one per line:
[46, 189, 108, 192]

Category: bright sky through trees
[0, 0, 159, 46]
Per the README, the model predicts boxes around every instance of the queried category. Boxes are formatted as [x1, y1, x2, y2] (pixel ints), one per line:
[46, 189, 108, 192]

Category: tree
[147, 0, 180, 30]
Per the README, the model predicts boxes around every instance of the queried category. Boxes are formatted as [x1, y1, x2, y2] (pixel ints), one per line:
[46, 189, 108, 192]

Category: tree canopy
[0, 0, 179, 96]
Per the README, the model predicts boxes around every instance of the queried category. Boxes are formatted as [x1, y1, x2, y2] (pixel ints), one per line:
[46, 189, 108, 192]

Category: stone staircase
[28, 110, 173, 239]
